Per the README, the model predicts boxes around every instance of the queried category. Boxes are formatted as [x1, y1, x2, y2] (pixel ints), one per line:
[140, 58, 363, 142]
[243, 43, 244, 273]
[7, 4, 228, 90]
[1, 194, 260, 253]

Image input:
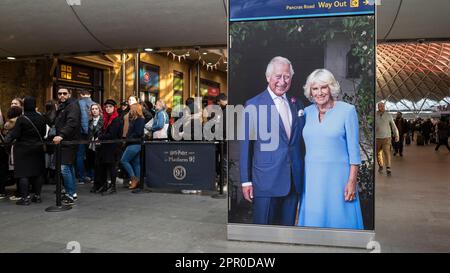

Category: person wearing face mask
[297, 68, 364, 230]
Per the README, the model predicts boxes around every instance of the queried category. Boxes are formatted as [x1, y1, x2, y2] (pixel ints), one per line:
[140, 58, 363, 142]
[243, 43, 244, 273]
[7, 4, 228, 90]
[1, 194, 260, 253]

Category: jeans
[76, 143, 87, 181]
[120, 144, 141, 178]
[61, 164, 77, 197]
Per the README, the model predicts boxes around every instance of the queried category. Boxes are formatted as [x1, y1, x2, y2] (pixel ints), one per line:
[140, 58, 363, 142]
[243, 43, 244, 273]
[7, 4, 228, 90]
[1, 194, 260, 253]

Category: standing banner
[145, 143, 216, 190]
[228, 0, 376, 248]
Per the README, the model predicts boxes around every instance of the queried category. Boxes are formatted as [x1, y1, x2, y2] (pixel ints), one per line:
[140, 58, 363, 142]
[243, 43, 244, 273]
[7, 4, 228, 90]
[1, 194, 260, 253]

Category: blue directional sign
[230, 0, 375, 22]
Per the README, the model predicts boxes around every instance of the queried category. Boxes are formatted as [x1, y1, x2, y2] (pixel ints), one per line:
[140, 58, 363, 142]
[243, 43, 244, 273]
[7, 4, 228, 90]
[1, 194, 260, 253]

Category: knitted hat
[104, 99, 117, 106]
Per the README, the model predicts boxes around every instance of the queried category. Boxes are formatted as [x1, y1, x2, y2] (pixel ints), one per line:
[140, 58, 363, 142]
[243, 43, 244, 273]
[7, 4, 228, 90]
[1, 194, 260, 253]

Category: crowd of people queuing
[0, 88, 229, 206]
[376, 102, 450, 176]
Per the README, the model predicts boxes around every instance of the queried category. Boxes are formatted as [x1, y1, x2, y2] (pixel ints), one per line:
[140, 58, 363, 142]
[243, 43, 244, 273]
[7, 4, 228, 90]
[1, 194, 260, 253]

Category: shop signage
[58, 63, 93, 85]
[230, 0, 375, 21]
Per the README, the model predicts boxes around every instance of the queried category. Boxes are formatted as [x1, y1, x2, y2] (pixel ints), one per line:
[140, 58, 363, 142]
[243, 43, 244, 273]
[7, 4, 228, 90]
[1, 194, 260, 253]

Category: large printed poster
[139, 62, 160, 104]
[228, 0, 375, 230]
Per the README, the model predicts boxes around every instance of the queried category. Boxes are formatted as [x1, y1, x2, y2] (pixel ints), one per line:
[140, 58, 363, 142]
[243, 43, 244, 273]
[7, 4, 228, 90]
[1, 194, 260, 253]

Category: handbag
[23, 115, 47, 153]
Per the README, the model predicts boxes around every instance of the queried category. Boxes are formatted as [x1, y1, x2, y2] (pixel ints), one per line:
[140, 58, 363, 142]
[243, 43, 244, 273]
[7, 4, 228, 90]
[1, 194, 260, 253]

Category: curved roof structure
[376, 42, 450, 105]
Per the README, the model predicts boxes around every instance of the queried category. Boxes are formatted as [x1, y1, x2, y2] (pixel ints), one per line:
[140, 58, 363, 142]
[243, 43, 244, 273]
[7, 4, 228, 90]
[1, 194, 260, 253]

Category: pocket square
[298, 109, 304, 117]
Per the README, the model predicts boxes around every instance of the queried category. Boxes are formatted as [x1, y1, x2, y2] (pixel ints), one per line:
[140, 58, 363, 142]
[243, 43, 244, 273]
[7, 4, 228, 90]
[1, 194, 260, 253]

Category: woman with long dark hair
[43, 100, 57, 184]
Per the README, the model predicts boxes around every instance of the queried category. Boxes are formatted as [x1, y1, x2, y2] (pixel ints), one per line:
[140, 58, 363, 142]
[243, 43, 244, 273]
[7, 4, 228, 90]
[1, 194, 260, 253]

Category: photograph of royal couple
[240, 56, 364, 230]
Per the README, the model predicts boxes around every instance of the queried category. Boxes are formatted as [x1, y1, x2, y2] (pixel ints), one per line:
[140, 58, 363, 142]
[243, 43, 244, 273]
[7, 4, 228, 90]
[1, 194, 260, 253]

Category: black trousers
[423, 133, 431, 144]
[393, 135, 405, 155]
[96, 162, 118, 190]
[435, 138, 450, 151]
[19, 176, 42, 198]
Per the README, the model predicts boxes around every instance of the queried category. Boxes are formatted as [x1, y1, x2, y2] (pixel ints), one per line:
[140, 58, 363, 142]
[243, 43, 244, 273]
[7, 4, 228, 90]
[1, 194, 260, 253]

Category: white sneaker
[9, 196, 21, 201]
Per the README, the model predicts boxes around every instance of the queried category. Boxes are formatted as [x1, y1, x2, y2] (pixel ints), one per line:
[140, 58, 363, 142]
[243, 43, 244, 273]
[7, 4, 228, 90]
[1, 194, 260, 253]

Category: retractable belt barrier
[0, 139, 226, 212]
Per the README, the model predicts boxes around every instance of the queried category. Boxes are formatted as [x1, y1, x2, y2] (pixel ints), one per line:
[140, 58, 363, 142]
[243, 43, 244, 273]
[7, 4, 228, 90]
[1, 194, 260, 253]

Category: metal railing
[0, 138, 226, 211]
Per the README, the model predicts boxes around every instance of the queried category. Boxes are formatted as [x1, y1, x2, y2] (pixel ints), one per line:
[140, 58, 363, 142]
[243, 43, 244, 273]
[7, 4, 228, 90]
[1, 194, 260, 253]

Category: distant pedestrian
[435, 117, 450, 152]
[375, 102, 399, 176]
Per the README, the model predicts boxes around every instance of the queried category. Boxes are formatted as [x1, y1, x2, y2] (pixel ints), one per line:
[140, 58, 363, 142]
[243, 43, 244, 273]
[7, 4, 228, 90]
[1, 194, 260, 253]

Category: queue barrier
[0, 138, 226, 212]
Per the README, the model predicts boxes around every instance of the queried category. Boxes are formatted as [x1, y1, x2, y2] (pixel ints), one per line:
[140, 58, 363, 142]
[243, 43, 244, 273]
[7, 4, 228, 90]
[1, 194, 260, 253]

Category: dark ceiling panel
[0, 0, 106, 57]
[0, 0, 448, 59]
[386, 0, 450, 40]
[71, 0, 227, 49]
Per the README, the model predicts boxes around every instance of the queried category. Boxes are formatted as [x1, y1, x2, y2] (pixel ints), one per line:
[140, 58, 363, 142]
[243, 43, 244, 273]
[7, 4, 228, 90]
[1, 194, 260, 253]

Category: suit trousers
[252, 182, 299, 226]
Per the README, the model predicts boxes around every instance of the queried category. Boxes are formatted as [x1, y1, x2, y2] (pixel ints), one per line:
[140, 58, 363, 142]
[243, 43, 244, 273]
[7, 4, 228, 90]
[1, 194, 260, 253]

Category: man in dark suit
[240, 56, 305, 226]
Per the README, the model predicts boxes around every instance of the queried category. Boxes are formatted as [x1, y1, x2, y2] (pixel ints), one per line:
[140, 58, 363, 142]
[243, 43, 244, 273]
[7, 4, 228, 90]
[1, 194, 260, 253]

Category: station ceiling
[0, 0, 449, 103]
[1, 0, 449, 58]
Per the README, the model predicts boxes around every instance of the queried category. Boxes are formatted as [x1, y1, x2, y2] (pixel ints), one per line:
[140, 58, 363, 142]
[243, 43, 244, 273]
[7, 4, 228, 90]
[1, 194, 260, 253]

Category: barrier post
[45, 143, 72, 212]
[212, 141, 226, 199]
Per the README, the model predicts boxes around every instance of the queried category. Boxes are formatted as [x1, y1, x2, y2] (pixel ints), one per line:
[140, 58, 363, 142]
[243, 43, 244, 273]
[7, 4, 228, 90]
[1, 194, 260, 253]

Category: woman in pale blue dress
[298, 69, 364, 229]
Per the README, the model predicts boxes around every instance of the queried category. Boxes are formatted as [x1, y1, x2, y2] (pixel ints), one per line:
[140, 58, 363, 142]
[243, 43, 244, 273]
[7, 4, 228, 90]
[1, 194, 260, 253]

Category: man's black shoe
[16, 198, 31, 206]
[31, 195, 42, 203]
[62, 195, 75, 205]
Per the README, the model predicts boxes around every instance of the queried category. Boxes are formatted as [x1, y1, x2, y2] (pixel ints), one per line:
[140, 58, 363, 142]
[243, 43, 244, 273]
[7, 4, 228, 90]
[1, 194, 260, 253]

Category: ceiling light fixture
[6, 57, 16, 60]
[202, 52, 208, 55]
[144, 48, 154, 52]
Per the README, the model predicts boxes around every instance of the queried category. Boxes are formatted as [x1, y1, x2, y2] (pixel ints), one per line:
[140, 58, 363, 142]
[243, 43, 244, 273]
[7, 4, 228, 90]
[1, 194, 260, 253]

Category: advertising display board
[145, 143, 216, 190]
[139, 62, 160, 104]
[228, 0, 376, 248]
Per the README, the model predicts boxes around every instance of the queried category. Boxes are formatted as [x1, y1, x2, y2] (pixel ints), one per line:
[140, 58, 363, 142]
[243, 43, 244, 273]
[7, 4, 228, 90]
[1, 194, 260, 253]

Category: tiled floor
[0, 141, 448, 253]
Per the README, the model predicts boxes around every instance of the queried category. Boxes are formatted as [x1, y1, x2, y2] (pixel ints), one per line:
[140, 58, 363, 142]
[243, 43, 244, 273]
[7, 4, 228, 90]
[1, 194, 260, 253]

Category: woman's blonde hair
[303, 69, 341, 102]
[156, 99, 166, 110]
[129, 103, 144, 120]
[90, 103, 102, 118]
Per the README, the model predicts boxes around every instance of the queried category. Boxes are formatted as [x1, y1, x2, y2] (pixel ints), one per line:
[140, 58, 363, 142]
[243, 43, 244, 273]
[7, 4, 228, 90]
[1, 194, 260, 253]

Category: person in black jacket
[96, 99, 122, 194]
[5, 96, 47, 205]
[393, 112, 408, 156]
[53, 88, 81, 205]
[435, 117, 450, 152]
